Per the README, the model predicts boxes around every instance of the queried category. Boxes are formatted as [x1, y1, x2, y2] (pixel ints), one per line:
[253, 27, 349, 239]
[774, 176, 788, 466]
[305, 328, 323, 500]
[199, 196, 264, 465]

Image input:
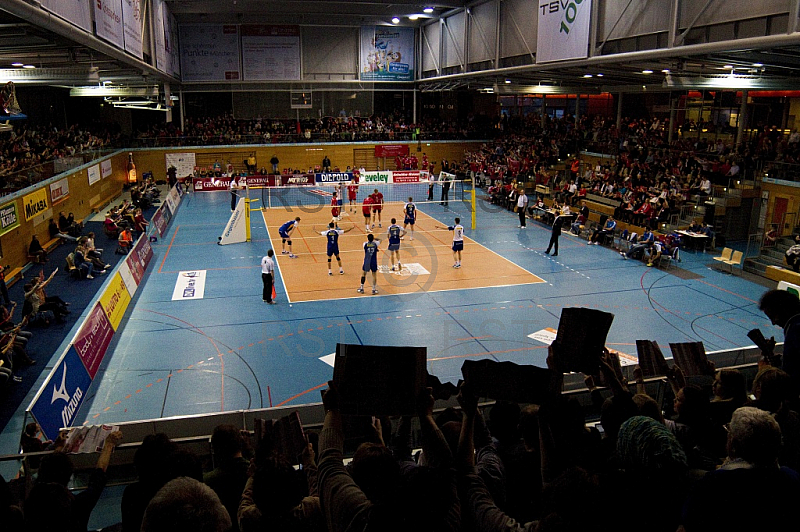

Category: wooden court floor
[262, 201, 545, 302]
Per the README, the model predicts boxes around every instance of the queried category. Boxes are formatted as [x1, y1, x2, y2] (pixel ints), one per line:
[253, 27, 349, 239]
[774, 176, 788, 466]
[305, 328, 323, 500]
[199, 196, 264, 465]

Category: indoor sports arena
[1, 1, 800, 530]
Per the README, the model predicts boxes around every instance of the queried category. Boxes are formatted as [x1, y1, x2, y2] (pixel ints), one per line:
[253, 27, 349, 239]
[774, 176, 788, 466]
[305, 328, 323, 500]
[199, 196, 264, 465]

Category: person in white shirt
[516, 188, 528, 228]
[438, 217, 465, 268]
[261, 250, 276, 304]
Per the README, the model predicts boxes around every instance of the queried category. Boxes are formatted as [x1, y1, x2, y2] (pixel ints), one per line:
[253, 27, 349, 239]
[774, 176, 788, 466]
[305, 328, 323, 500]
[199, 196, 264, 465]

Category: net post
[245, 197, 252, 242]
[471, 181, 476, 230]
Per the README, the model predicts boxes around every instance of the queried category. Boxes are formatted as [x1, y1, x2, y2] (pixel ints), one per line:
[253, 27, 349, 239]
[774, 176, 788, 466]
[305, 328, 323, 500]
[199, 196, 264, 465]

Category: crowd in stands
[2, 286, 798, 531]
[0, 123, 121, 192]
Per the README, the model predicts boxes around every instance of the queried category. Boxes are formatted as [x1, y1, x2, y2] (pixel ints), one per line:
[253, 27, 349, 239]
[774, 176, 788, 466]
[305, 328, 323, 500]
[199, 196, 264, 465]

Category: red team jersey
[348, 184, 358, 200]
[362, 196, 374, 216]
[331, 196, 340, 217]
[371, 192, 383, 212]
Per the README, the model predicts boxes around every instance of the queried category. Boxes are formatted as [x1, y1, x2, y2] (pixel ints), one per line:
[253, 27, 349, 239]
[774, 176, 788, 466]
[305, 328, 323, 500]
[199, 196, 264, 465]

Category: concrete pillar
[541, 95, 547, 128]
[736, 89, 748, 148]
[668, 94, 676, 145]
[616, 93, 623, 129]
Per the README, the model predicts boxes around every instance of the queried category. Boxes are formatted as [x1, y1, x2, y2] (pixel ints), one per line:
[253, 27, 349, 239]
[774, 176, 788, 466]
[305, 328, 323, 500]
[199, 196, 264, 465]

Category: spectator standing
[759, 289, 800, 396]
[322, 155, 331, 173]
[204, 425, 251, 532]
[545, 214, 564, 256]
[270, 154, 279, 174]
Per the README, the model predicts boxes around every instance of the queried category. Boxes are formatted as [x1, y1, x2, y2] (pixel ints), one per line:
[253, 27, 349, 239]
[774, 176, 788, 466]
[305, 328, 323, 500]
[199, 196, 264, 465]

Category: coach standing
[516, 187, 528, 228]
[261, 249, 276, 304]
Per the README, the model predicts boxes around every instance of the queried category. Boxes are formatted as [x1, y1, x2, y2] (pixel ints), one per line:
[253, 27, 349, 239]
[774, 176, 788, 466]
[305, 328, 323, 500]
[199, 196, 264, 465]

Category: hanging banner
[180, 24, 241, 81]
[88, 164, 101, 186]
[40, 0, 92, 32]
[49, 177, 70, 205]
[360, 26, 414, 81]
[153, 0, 167, 72]
[93, 0, 125, 50]
[241, 25, 301, 80]
[165, 152, 196, 179]
[536, 0, 592, 63]
[0, 200, 20, 237]
[375, 145, 409, 157]
[101, 159, 113, 179]
[22, 188, 49, 221]
[121, 0, 144, 59]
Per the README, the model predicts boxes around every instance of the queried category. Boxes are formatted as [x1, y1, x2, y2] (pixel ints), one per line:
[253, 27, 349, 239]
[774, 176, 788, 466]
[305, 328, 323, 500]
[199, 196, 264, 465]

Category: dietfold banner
[360, 26, 414, 81]
[536, 0, 592, 63]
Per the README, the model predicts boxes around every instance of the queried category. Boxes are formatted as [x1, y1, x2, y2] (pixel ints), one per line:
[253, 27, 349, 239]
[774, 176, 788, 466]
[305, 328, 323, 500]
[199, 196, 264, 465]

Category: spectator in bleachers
[118, 227, 133, 254]
[23, 430, 123, 532]
[204, 425, 250, 532]
[141, 477, 231, 532]
[122, 434, 179, 532]
[0, 473, 23, 530]
[747, 367, 800, 471]
[28, 235, 47, 263]
[588, 216, 616, 245]
[709, 368, 748, 426]
[681, 407, 800, 532]
[49, 218, 78, 243]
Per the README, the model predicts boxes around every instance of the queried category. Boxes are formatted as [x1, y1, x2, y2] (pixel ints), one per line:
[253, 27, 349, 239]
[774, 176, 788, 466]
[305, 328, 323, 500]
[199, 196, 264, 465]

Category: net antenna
[1, 82, 23, 115]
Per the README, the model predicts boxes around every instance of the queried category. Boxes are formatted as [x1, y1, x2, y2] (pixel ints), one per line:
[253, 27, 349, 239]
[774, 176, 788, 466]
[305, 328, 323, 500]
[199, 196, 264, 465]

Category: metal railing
[0, 148, 116, 198]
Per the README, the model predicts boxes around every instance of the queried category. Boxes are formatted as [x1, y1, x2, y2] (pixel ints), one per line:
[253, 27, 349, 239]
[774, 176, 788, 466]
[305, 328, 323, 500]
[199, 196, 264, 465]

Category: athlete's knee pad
[327, 258, 331, 264]
[287, 240, 292, 246]
[282, 238, 287, 244]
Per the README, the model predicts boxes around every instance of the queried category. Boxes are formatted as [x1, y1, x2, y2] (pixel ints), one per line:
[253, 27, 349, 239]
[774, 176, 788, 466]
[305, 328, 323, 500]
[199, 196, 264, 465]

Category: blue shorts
[388, 243, 400, 251]
[279, 230, 290, 239]
[452, 241, 463, 252]
[327, 245, 340, 257]
[404, 217, 415, 225]
[337, 199, 343, 207]
[363, 257, 378, 272]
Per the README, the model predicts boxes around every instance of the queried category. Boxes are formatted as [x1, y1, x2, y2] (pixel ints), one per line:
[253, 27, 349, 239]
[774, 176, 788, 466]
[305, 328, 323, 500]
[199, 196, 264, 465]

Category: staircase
[744, 234, 796, 275]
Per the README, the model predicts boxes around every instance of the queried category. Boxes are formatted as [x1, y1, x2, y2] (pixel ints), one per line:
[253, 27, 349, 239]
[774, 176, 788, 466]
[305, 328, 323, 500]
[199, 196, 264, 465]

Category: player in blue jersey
[403, 197, 417, 240]
[278, 217, 301, 258]
[437, 217, 464, 268]
[358, 233, 381, 294]
[319, 222, 353, 275]
[386, 218, 407, 271]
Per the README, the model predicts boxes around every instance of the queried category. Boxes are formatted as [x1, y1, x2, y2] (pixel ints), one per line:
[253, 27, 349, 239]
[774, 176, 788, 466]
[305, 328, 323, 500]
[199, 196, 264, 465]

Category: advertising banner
[30, 346, 93, 441]
[127, 236, 153, 286]
[165, 152, 196, 179]
[88, 164, 101, 186]
[93, 0, 125, 50]
[165, 186, 180, 215]
[375, 145, 409, 157]
[180, 24, 241, 81]
[116, 257, 137, 297]
[360, 171, 391, 184]
[98, 272, 133, 331]
[391, 171, 421, 183]
[101, 159, 113, 179]
[360, 26, 414, 81]
[246, 175, 278, 187]
[154, 0, 167, 72]
[121, 0, 144, 59]
[315, 172, 354, 183]
[152, 206, 168, 237]
[49, 177, 70, 205]
[171, 270, 207, 300]
[22, 188, 49, 221]
[0, 201, 20, 237]
[73, 303, 115, 378]
[192, 177, 235, 191]
[219, 198, 247, 246]
[279, 174, 315, 186]
[241, 25, 301, 80]
[536, 0, 592, 63]
[40, 0, 92, 32]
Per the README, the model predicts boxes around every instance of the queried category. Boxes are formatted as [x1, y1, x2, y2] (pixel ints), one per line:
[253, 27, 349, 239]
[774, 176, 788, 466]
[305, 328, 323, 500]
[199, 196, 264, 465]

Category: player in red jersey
[331, 192, 340, 221]
[347, 180, 359, 212]
[370, 188, 384, 229]
[362, 195, 374, 232]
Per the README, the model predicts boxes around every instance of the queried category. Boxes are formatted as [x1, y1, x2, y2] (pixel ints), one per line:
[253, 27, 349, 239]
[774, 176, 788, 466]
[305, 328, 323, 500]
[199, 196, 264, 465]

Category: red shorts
[332, 207, 340, 217]
[372, 206, 382, 213]
[348, 192, 357, 200]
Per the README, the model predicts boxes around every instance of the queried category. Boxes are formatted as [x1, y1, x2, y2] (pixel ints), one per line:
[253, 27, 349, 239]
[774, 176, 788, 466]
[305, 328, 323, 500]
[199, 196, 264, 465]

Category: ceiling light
[642, 70, 653, 74]
[391, 17, 400, 24]
[504, 79, 511, 84]
[583, 74, 593, 78]
[662, 69, 670, 73]
[753, 63, 763, 67]
[22, 64, 35, 69]
[409, 14, 420, 20]
[723, 64, 733, 69]
[596, 73, 604, 77]
[423, 7, 434, 13]
[11, 62, 23, 67]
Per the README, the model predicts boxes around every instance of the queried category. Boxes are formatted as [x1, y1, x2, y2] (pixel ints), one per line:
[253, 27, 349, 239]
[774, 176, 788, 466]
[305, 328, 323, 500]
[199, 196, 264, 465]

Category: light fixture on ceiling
[753, 63, 764, 67]
[391, 17, 400, 24]
[505, 79, 511, 84]
[423, 7, 434, 13]
[723, 64, 733, 69]
[409, 14, 420, 20]
[22, 64, 35, 69]
[11, 62, 23, 67]
[583, 74, 593, 78]
[642, 70, 653, 74]
[596, 73, 604, 77]
[662, 69, 670, 73]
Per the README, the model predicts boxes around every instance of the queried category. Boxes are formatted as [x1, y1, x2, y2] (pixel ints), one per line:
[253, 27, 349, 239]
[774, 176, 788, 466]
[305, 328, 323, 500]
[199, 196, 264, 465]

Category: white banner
[153, 0, 167, 72]
[180, 24, 240, 81]
[88, 164, 101, 186]
[241, 25, 301, 80]
[101, 159, 113, 179]
[536, 0, 592, 63]
[164, 187, 179, 215]
[121, 0, 144, 59]
[218, 197, 247, 245]
[168, 10, 181, 78]
[165, 152, 196, 179]
[40, 0, 92, 32]
[171, 270, 207, 300]
[93, 0, 125, 50]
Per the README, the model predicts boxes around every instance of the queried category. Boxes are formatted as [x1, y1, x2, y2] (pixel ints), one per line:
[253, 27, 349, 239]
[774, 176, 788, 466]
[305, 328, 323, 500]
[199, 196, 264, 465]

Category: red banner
[152, 207, 168, 237]
[392, 170, 421, 183]
[375, 144, 409, 157]
[246, 175, 278, 187]
[279, 174, 315, 185]
[192, 176, 246, 191]
[72, 303, 115, 378]
[127, 236, 153, 286]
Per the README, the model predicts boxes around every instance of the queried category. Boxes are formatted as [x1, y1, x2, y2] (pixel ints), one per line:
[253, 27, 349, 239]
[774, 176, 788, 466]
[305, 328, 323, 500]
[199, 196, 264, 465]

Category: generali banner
[536, 0, 592, 63]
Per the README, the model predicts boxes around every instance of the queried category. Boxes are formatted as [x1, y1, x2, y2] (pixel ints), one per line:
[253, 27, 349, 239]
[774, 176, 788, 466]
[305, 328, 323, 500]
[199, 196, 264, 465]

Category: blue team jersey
[326, 229, 341, 246]
[279, 220, 296, 234]
[404, 202, 416, 220]
[388, 225, 402, 245]
[363, 241, 379, 271]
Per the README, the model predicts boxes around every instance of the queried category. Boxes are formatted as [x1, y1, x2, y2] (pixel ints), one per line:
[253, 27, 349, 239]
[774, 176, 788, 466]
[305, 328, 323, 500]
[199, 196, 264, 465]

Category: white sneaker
[378, 224, 382, 228]
[455, 264, 461, 268]
[328, 272, 333, 276]
[86, 274, 94, 279]
[410, 236, 414, 240]
[289, 254, 298, 258]
[340, 270, 344, 275]
[372, 288, 378, 294]
[357, 287, 364, 293]
[281, 250, 289, 254]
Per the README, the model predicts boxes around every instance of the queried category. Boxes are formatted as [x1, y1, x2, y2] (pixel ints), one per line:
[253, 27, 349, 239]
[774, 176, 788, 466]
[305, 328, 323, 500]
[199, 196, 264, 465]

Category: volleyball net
[252, 173, 476, 228]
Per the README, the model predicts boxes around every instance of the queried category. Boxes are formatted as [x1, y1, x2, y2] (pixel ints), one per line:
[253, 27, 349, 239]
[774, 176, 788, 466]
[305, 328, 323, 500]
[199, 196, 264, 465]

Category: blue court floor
[5, 189, 782, 442]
